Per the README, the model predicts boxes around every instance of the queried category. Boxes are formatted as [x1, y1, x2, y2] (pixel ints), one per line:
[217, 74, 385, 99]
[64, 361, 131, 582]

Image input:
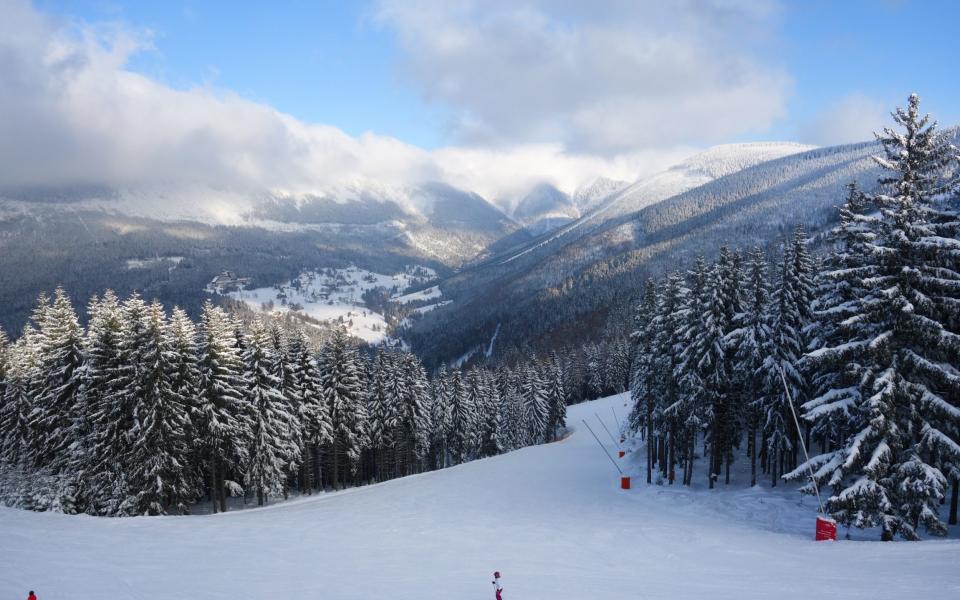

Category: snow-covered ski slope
[2, 394, 958, 599]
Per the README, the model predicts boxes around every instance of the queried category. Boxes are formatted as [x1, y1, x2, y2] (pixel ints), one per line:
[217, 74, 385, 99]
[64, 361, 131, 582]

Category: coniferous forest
[0, 294, 570, 515]
[627, 95, 960, 540]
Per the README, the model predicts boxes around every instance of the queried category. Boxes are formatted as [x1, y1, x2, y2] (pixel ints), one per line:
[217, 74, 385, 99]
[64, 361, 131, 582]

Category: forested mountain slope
[407, 131, 960, 367]
[0, 182, 528, 332]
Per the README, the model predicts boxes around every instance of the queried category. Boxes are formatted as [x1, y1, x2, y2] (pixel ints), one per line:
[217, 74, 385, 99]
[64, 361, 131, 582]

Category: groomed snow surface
[3, 394, 959, 599]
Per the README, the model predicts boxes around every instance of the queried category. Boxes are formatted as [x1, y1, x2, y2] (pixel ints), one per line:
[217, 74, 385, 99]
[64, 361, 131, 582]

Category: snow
[217, 266, 436, 343]
[393, 285, 443, 304]
[3, 394, 957, 599]
[125, 256, 184, 270]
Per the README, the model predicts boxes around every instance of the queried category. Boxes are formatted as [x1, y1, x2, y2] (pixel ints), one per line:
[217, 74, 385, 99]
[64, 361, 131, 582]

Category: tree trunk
[668, 431, 676, 485]
[749, 426, 757, 487]
[216, 462, 227, 513]
[209, 462, 218, 514]
[332, 442, 340, 490]
[646, 423, 653, 484]
[771, 448, 778, 488]
[949, 478, 959, 526]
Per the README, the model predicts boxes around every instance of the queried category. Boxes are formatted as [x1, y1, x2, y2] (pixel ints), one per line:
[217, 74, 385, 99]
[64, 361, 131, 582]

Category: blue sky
[4, 0, 957, 200]
[33, 0, 959, 150]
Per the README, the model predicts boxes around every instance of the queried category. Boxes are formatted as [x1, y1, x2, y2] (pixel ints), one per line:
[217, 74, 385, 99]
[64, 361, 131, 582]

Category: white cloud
[376, 0, 791, 154]
[0, 0, 700, 208]
[798, 93, 890, 146]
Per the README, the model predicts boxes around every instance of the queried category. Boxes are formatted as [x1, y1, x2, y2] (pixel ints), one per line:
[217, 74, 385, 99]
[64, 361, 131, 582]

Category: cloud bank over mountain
[0, 0, 798, 205]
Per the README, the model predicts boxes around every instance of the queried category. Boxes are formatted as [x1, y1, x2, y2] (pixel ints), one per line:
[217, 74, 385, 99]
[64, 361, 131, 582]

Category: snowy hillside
[214, 265, 438, 343]
[573, 141, 817, 231]
[2, 394, 956, 600]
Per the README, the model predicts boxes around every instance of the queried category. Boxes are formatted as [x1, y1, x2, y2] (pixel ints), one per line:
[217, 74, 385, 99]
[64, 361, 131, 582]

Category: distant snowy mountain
[571, 177, 629, 213]
[512, 183, 579, 235]
[584, 141, 817, 227]
[405, 135, 946, 366]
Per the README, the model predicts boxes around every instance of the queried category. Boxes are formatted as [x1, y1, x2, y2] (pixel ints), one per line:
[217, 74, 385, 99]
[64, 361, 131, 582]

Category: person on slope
[27, 591, 37, 600]
[492, 571, 503, 600]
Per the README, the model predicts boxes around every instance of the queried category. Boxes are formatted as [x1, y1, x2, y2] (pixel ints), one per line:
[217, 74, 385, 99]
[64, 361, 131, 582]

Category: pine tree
[267, 322, 302, 496]
[319, 326, 366, 488]
[429, 364, 452, 469]
[673, 257, 720, 486]
[127, 301, 195, 515]
[759, 237, 809, 487]
[29, 289, 85, 472]
[791, 95, 960, 539]
[167, 307, 203, 500]
[521, 362, 549, 445]
[196, 300, 251, 513]
[732, 247, 774, 487]
[244, 319, 296, 506]
[478, 369, 503, 457]
[545, 351, 567, 442]
[447, 368, 474, 464]
[366, 349, 395, 480]
[0, 332, 38, 468]
[395, 352, 430, 473]
[288, 327, 329, 492]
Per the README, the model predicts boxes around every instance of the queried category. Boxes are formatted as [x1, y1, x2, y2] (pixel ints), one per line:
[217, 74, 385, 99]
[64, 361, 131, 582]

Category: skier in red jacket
[27, 592, 37, 600]
[492, 571, 503, 600]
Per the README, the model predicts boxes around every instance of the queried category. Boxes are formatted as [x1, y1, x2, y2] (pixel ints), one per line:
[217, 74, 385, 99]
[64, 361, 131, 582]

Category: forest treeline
[0, 294, 578, 516]
[627, 95, 960, 540]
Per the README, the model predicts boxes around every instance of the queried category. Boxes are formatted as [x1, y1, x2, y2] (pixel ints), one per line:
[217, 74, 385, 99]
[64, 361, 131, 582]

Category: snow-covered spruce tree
[244, 318, 297, 506]
[790, 95, 960, 540]
[29, 288, 84, 473]
[289, 327, 330, 492]
[521, 361, 549, 446]
[495, 366, 520, 452]
[266, 322, 302, 497]
[366, 349, 395, 480]
[604, 339, 631, 395]
[672, 257, 720, 487]
[394, 352, 430, 474]
[711, 247, 744, 486]
[478, 369, 503, 457]
[428, 364, 451, 469]
[0, 332, 39, 469]
[74, 292, 126, 511]
[319, 325, 366, 488]
[446, 368, 474, 464]
[197, 300, 251, 513]
[758, 236, 810, 487]
[167, 307, 203, 499]
[731, 246, 774, 487]
[652, 272, 688, 484]
[585, 344, 604, 399]
[126, 301, 195, 515]
[795, 183, 872, 492]
[545, 350, 567, 442]
[629, 279, 659, 483]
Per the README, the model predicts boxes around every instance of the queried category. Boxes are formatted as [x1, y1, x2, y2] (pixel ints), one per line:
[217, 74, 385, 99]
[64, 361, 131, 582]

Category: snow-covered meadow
[217, 266, 440, 343]
[2, 394, 957, 600]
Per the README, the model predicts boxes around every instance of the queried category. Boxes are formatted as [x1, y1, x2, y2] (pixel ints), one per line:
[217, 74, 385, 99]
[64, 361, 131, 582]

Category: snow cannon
[815, 516, 837, 541]
[620, 476, 631, 490]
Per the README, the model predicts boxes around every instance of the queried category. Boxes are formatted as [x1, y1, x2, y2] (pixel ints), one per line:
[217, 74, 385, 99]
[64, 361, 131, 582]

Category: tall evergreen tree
[319, 326, 366, 488]
[127, 302, 195, 515]
[791, 95, 960, 539]
[244, 319, 297, 506]
[196, 300, 251, 513]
